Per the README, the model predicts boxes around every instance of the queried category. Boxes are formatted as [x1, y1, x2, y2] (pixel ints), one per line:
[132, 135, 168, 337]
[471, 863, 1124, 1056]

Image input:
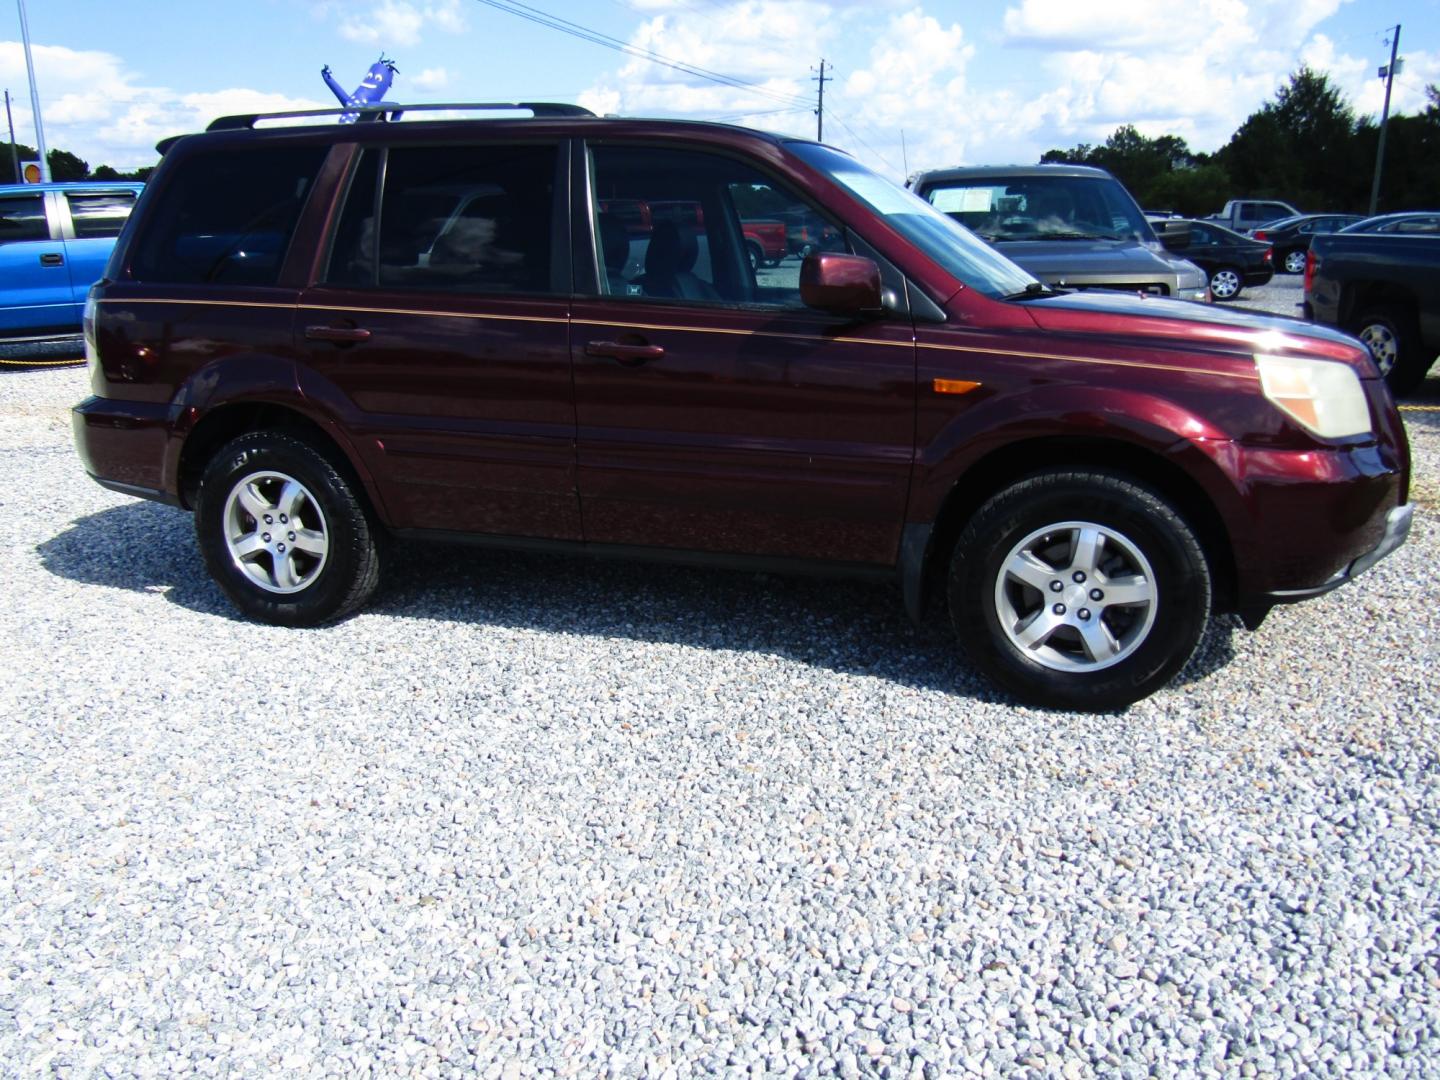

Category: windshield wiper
[1004, 282, 1065, 301]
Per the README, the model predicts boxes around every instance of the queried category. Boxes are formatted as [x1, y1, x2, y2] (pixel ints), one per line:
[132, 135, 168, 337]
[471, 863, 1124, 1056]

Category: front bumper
[1264, 503, 1412, 602]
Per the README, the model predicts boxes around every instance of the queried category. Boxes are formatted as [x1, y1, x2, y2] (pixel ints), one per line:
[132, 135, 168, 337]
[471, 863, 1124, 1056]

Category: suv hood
[1016, 287, 1371, 367]
[989, 238, 1200, 286]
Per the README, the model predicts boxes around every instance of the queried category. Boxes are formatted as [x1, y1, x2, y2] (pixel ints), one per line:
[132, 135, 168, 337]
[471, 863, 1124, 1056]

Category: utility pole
[4, 91, 19, 184]
[812, 59, 832, 141]
[17, 0, 50, 182]
[1368, 23, 1401, 216]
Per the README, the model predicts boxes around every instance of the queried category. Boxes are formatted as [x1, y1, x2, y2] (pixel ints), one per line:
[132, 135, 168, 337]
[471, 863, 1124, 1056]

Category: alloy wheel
[1210, 269, 1241, 299]
[222, 470, 330, 594]
[993, 520, 1158, 673]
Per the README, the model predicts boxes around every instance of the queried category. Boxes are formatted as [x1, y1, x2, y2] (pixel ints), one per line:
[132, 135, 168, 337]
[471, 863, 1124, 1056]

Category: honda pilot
[73, 103, 1411, 710]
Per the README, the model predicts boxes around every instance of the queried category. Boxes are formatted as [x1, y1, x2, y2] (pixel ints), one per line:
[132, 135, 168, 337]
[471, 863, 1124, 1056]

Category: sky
[1, 0, 1437, 180]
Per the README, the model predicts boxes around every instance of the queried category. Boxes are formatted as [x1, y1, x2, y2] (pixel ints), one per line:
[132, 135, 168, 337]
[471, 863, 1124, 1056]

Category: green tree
[1039, 126, 1218, 214]
[46, 148, 90, 181]
[0, 139, 37, 182]
[1216, 67, 1358, 209]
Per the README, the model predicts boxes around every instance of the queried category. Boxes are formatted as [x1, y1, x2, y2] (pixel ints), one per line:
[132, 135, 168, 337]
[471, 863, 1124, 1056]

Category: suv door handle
[39, 253, 64, 267]
[305, 325, 372, 344]
[585, 340, 664, 365]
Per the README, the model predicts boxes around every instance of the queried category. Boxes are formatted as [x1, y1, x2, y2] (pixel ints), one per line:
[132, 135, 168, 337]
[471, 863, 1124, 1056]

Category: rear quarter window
[128, 145, 328, 285]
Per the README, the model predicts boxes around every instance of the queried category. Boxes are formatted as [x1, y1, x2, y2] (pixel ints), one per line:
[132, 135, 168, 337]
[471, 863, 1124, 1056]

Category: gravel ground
[2, 353, 1438, 1078]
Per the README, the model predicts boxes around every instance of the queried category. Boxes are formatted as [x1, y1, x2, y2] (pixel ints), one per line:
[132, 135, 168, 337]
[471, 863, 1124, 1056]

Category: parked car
[1169, 220, 1273, 300]
[0, 181, 143, 344]
[74, 103, 1411, 711]
[1305, 230, 1440, 394]
[1340, 211, 1440, 236]
[1250, 213, 1363, 274]
[1206, 199, 1300, 233]
[910, 164, 1210, 301]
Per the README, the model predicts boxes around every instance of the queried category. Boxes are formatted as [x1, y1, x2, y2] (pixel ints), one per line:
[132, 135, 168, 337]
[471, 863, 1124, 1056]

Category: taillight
[1263, 247, 1273, 262]
[1254, 230, 1269, 241]
[1304, 249, 1318, 292]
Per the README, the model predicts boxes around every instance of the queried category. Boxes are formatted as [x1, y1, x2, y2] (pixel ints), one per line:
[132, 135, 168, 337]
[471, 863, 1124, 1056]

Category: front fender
[909, 383, 1240, 523]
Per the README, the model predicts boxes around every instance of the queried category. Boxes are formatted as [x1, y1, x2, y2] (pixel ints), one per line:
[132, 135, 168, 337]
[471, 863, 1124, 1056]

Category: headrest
[645, 220, 698, 276]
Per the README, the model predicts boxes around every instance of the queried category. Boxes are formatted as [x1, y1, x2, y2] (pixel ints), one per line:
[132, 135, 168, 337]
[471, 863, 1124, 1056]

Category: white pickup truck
[1206, 199, 1300, 233]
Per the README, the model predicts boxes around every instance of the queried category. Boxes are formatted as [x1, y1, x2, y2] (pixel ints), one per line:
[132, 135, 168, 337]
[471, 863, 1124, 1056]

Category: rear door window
[66, 191, 138, 238]
[0, 194, 49, 243]
[128, 145, 327, 285]
[327, 143, 559, 295]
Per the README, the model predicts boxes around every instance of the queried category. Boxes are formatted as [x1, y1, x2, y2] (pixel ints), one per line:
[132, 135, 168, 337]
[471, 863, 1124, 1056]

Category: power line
[470, 0, 814, 111]
[821, 108, 903, 177]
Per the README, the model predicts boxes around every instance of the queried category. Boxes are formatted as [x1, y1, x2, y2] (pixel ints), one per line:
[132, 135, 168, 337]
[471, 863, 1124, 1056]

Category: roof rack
[205, 101, 595, 132]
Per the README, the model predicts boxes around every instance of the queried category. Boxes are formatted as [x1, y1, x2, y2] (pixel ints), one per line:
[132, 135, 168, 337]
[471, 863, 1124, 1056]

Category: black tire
[195, 431, 381, 626]
[948, 471, 1211, 712]
[1281, 248, 1307, 275]
[745, 240, 762, 274]
[1209, 266, 1242, 301]
[1351, 305, 1430, 397]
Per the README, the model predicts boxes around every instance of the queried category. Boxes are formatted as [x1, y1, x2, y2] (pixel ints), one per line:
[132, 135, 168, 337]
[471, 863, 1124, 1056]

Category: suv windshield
[788, 143, 1037, 300]
[918, 174, 1155, 246]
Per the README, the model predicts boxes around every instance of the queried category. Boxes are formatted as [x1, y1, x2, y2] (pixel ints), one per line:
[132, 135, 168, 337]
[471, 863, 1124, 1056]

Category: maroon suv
[73, 103, 1411, 710]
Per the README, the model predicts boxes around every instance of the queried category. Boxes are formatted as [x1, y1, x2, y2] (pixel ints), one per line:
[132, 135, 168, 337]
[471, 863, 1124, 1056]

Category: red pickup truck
[600, 198, 786, 270]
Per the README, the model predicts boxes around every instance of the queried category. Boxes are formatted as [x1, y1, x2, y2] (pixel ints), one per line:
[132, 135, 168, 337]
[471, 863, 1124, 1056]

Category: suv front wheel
[949, 471, 1211, 711]
[195, 432, 382, 625]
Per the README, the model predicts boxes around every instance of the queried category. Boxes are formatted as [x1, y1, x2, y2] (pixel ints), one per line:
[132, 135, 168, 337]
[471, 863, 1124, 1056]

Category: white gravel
[2, 359, 1438, 1078]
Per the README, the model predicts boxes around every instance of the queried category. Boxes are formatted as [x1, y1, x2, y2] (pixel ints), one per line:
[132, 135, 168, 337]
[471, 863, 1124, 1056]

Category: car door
[58, 187, 139, 313]
[570, 142, 915, 565]
[295, 140, 580, 540]
[0, 190, 73, 336]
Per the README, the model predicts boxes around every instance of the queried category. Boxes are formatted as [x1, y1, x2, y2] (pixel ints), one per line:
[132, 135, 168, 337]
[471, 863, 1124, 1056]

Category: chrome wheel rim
[1283, 250, 1306, 274]
[1210, 270, 1240, 299]
[222, 470, 329, 594]
[994, 521, 1158, 673]
[1358, 322, 1398, 375]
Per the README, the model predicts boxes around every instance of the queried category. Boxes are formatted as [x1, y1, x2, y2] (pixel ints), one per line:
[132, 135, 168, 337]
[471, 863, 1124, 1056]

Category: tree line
[1, 142, 153, 183]
[1041, 68, 1440, 217]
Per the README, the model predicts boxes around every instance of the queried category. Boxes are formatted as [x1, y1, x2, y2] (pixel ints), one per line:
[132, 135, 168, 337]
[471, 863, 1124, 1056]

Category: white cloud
[0, 41, 324, 169]
[411, 66, 451, 93]
[338, 0, 466, 48]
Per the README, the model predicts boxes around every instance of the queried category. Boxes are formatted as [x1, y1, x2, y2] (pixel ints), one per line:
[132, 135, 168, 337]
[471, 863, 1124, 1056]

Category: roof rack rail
[206, 101, 595, 132]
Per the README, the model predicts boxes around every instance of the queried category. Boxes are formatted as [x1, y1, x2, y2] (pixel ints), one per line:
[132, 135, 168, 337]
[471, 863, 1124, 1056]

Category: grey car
[909, 164, 1210, 302]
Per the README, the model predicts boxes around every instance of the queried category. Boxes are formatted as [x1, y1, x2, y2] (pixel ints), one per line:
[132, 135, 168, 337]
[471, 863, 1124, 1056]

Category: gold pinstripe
[93, 297, 1256, 381]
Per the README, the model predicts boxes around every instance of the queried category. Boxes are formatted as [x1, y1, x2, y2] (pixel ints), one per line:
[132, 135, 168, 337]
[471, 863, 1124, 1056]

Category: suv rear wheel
[948, 471, 1211, 711]
[196, 432, 381, 625]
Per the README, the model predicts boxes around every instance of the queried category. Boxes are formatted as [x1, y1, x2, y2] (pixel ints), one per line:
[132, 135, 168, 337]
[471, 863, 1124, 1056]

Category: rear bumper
[72, 395, 177, 504]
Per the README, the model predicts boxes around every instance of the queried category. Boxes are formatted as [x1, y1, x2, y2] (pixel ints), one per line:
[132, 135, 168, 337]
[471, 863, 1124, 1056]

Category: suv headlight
[1255, 354, 1371, 439]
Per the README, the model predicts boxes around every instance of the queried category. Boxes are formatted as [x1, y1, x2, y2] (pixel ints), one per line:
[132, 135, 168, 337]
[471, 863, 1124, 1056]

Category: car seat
[641, 221, 721, 302]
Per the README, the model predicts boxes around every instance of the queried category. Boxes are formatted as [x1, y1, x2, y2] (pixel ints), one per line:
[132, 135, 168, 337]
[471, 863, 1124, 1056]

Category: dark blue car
[1, 181, 144, 345]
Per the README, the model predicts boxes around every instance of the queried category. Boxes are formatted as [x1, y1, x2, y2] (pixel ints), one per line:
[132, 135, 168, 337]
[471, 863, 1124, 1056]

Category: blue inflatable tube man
[321, 56, 398, 123]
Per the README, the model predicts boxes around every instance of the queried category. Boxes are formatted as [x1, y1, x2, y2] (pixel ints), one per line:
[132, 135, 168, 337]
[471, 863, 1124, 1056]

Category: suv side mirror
[1154, 219, 1192, 251]
[800, 252, 883, 315]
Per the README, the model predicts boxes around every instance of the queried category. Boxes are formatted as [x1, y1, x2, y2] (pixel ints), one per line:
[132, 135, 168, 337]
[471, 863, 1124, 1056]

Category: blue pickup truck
[1, 181, 144, 356]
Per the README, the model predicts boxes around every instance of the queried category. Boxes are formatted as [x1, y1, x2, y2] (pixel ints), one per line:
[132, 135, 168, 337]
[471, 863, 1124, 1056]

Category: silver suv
[909, 164, 1209, 302]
